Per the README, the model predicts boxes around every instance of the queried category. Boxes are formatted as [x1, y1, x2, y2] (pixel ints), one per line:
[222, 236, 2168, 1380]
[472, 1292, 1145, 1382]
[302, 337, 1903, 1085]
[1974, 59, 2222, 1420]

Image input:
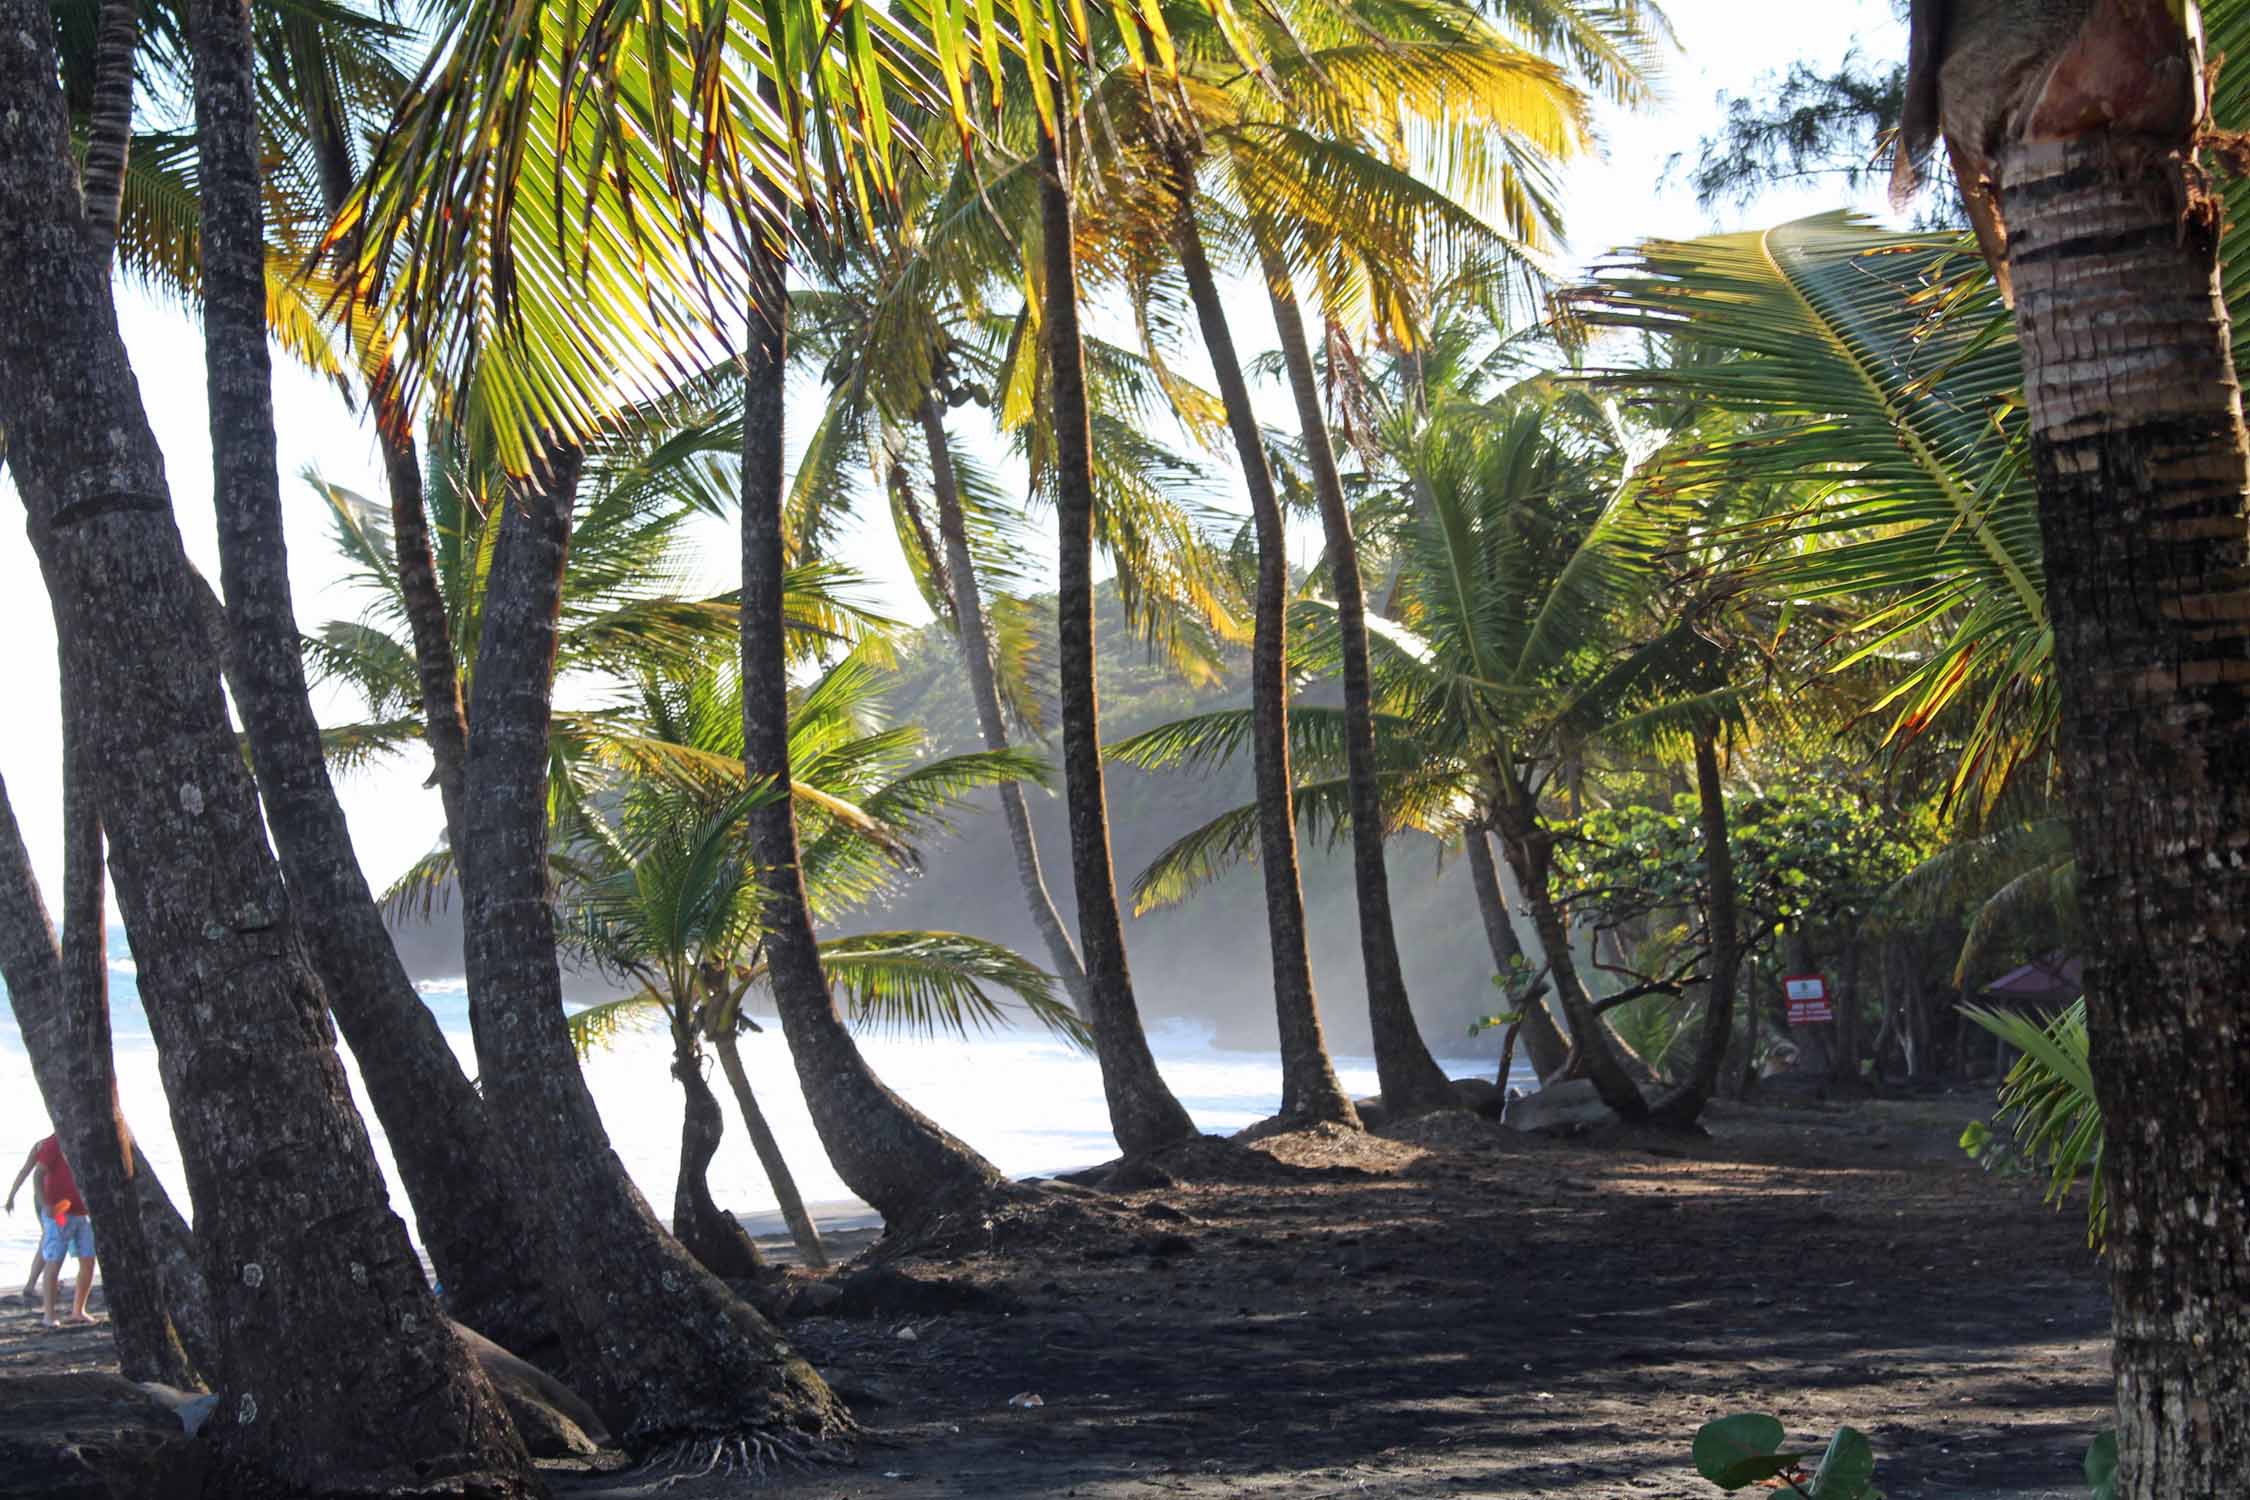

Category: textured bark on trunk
[460, 448, 844, 1449]
[127, 1143, 217, 1376]
[1464, 826, 1568, 1081]
[739, 240, 1009, 1225]
[2000, 118, 2250, 1497]
[1257, 239, 1454, 1117]
[0, 769, 191, 1386]
[1172, 205, 1357, 1127]
[76, 0, 133, 254]
[918, 398, 1092, 1015]
[1039, 127, 1200, 1155]
[1491, 793, 1647, 1121]
[0, 8, 531, 1489]
[669, 1031, 764, 1281]
[304, 109, 473, 846]
[192, 0, 552, 1363]
[1652, 734, 1739, 1129]
[712, 1033, 828, 1269]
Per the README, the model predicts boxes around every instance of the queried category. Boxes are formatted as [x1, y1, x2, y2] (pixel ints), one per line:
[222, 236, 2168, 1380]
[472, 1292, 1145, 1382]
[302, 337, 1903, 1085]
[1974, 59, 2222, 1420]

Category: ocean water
[0, 929, 1510, 1270]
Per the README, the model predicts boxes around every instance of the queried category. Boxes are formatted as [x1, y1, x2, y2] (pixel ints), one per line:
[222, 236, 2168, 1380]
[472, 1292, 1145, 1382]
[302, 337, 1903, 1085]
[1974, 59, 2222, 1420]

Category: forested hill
[387, 586, 1502, 1059]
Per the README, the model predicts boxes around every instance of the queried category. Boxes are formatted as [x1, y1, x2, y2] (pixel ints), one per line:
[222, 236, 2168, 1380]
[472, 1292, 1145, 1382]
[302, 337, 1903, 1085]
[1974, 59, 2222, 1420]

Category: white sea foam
[3, 967, 1513, 1269]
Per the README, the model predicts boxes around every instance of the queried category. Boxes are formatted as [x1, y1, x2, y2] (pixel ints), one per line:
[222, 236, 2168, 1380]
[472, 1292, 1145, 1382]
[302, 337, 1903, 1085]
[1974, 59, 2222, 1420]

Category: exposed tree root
[645, 1425, 847, 1489]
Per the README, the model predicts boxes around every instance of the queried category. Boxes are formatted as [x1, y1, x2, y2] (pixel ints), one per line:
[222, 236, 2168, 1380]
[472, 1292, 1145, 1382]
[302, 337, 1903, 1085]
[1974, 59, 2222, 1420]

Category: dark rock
[832, 1266, 1020, 1321]
[453, 1322, 608, 1459]
[785, 1281, 846, 1319]
[1140, 1233, 1196, 1259]
[0, 1373, 203, 1499]
[1501, 1079, 1613, 1135]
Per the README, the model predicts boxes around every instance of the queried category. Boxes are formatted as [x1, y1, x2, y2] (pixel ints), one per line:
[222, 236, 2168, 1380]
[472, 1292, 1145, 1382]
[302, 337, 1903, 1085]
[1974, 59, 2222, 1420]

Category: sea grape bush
[1691, 1415, 1880, 1498]
[1692, 1415, 2118, 1498]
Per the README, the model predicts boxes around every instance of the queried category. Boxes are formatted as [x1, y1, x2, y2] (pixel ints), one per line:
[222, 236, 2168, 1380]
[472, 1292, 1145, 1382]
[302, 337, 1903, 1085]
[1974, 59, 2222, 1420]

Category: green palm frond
[1960, 999, 2105, 1249]
[565, 990, 671, 1059]
[1570, 213, 2045, 818]
[813, 931, 1085, 1047]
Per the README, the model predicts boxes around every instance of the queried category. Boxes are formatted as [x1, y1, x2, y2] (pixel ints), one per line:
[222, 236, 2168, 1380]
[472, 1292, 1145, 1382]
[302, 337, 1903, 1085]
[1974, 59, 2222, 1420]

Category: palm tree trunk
[1257, 238, 1455, 1118]
[0, 766, 191, 1386]
[76, 0, 133, 254]
[1039, 127, 1201, 1156]
[918, 398, 1093, 1015]
[1489, 789, 1647, 1121]
[127, 1143, 216, 1376]
[458, 446, 844, 1449]
[1652, 733, 1739, 1129]
[1171, 204, 1357, 1127]
[191, 0, 553, 1363]
[712, 1032, 828, 1269]
[739, 234, 1010, 1225]
[1997, 95, 2250, 1494]
[1, 7, 532, 1486]
[300, 93, 472, 845]
[669, 1031, 764, 1281]
[1464, 826, 1568, 1081]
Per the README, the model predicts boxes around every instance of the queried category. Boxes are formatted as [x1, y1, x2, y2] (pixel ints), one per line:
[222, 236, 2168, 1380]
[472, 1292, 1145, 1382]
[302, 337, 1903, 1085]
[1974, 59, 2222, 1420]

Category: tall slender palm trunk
[0, 6, 533, 1489]
[1257, 240, 1454, 1117]
[1171, 203, 1357, 1127]
[1997, 106, 2250, 1493]
[0, 765, 190, 1386]
[740, 238, 1010, 1225]
[1489, 787, 1647, 1121]
[458, 448, 844, 1449]
[191, 0, 552, 1362]
[669, 1031, 763, 1280]
[1463, 827, 1568, 1081]
[917, 398, 1092, 1014]
[302, 95, 473, 845]
[1651, 733, 1738, 1129]
[1039, 127, 1200, 1155]
[712, 1033, 828, 1268]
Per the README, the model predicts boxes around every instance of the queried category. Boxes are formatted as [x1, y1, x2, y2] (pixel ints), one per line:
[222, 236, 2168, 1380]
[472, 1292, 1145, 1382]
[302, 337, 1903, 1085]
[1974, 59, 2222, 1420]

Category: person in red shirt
[6, 1135, 98, 1327]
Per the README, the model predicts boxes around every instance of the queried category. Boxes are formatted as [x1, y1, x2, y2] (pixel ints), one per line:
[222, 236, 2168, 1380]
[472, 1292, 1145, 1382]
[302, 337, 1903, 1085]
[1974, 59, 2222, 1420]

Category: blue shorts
[40, 1216, 94, 1264]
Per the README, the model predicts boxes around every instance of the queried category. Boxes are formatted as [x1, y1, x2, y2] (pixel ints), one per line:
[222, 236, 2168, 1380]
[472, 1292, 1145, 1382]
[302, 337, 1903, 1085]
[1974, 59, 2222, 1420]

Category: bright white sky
[0, 0, 1905, 900]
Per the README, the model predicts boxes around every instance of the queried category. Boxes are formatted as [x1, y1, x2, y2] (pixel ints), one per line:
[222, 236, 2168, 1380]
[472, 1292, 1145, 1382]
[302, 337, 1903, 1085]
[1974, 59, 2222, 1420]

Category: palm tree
[1236, 0, 1668, 1118]
[0, 3, 532, 1486]
[1899, 15, 2250, 1484]
[563, 649, 1083, 1271]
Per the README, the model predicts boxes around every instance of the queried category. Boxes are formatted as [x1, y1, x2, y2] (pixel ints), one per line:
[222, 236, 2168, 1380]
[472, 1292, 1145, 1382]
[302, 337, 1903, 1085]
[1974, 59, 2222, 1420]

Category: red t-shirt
[32, 1136, 78, 1211]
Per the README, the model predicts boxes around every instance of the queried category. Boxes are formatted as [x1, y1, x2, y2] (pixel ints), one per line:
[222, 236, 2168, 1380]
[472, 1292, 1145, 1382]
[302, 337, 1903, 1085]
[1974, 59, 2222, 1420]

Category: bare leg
[39, 1259, 59, 1327]
[19, 1247, 39, 1301]
[65, 1256, 95, 1323]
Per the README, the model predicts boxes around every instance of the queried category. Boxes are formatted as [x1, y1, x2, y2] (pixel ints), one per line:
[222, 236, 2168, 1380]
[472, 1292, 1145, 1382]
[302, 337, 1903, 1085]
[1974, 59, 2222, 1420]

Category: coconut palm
[561, 648, 1082, 1272]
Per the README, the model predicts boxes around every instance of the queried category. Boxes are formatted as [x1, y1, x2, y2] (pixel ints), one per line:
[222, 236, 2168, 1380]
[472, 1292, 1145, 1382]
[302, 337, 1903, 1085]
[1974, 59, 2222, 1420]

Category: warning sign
[1783, 974, 1834, 1026]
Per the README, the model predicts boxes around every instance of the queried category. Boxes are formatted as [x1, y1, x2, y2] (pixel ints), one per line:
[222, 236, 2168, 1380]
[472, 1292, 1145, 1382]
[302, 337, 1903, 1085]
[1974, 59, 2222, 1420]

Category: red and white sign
[1783, 974, 1834, 1026]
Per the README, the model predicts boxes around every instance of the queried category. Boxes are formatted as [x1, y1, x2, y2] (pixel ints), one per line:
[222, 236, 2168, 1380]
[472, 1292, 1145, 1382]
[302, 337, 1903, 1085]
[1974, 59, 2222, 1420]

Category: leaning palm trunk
[739, 232, 1010, 1225]
[0, 5, 532, 1488]
[1489, 789, 1648, 1121]
[458, 447, 845, 1450]
[918, 398, 1092, 1015]
[192, 0, 553, 1363]
[712, 1032, 829, 1269]
[1039, 128, 1200, 1155]
[1172, 204, 1357, 1128]
[1651, 733, 1739, 1129]
[1464, 827, 1568, 1081]
[669, 1032, 764, 1280]
[1994, 76, 2250, 1494]
[0, 766, 191, 1386]
[1257, 238, 1455, 1118]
